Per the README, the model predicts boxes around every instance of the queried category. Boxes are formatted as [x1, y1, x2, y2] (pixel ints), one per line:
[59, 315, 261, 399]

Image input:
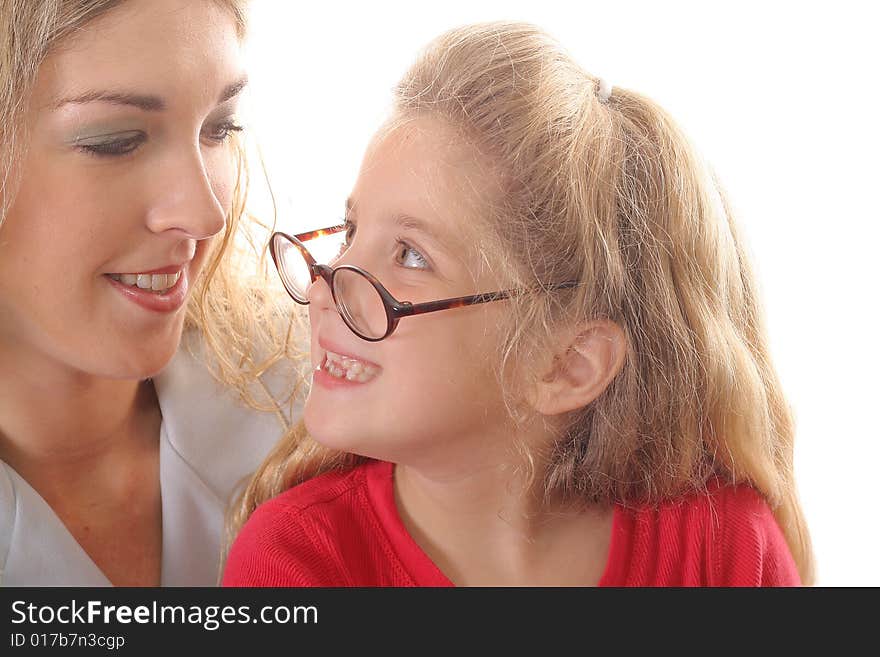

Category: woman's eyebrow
[51, 90, 166, 111]
[218, 75, 248, 103]
[50, 75, 249, 111]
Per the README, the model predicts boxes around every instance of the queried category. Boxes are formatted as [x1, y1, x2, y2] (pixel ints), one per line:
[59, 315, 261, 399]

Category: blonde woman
[0, 0, 306, 586]
[223, 22, 813, 586]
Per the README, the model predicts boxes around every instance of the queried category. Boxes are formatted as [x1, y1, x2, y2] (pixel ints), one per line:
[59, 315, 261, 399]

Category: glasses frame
[269, 225, 580, 342]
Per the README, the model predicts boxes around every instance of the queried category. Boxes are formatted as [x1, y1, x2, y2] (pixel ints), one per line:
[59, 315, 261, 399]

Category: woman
[0, 0, 306, 586]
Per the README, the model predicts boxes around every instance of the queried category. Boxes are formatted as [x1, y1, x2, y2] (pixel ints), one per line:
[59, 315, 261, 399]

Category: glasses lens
[272, 234, 312, 302]
[333, 268, 389, 340]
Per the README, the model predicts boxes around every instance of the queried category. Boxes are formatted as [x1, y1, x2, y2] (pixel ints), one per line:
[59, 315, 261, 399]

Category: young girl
[222, 21, 813, 586]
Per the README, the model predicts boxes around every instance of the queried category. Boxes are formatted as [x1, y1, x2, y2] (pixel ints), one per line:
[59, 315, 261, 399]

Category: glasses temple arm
[394, 281, 580, 317]
[294, 224, 347, 243]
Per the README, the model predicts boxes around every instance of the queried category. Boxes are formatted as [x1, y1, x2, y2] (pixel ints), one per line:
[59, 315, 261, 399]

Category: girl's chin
[303, 410, 369, 454]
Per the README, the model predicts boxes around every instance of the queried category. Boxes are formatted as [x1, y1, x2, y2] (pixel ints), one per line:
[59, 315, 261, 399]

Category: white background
[240, 0, 879, 585]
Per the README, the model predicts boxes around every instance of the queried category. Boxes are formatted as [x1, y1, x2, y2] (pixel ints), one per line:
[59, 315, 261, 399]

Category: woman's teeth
[321, 351, 379, 383]
[109, 272, 181, 294]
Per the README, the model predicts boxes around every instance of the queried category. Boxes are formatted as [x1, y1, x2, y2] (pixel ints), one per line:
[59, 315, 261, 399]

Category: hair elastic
[597, 78, 613, 103]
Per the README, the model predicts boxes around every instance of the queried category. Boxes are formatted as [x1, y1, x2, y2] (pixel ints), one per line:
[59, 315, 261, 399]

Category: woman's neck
[0, 343, 156, 480]
[0, 340, 165, 586]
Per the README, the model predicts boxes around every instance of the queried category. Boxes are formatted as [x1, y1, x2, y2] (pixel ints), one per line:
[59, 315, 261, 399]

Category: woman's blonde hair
[1, 0, 308, 504]
[230, 21, 813, 584]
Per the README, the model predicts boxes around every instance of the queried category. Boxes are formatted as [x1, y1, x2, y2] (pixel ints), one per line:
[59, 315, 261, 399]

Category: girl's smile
[313, 336, 383, 388]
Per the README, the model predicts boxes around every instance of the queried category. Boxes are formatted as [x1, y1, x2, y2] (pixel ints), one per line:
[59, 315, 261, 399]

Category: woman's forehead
[35, 0, 244, 111]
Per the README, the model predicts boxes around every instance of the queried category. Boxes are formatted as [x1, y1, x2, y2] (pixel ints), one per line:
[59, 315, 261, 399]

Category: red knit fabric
[222, 459, 800, 587]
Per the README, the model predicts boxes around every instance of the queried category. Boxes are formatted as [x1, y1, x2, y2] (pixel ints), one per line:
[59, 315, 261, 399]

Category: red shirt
[222, 460, 800, 587]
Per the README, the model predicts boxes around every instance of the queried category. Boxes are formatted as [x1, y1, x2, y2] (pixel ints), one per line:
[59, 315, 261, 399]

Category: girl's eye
[343, 220, 356, 248]
[395, 240, 429, 270]
[327, 220, 355, 263]
[203, 120, 244, 144]
[76, 131, 146, 157]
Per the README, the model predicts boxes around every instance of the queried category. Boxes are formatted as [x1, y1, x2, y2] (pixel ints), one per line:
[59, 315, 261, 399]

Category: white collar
[0, 336, 297, 586]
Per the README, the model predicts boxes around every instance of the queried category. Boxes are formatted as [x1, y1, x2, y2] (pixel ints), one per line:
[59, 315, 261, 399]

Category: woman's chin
[92, 337, 181, 381]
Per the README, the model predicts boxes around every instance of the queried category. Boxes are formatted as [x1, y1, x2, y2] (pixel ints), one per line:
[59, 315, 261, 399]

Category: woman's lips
[105, 267, 188, 313]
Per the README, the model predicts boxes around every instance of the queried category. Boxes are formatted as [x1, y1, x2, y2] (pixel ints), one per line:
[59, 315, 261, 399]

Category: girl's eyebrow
[49, 75, 249, 111]
[393, 214, 455, 257]
[346, 197, 463, 266]
[346, 198, 455, 257]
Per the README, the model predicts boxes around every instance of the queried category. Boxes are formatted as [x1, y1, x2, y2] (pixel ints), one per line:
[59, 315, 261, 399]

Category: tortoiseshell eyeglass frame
[269, 225, 580, 342]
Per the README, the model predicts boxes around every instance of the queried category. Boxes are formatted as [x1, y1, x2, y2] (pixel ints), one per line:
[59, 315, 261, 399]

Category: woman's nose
[144, 150, 228, 239]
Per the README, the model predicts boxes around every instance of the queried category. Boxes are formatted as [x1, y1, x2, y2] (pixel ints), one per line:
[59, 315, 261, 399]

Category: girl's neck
[393, 452, 614, 586]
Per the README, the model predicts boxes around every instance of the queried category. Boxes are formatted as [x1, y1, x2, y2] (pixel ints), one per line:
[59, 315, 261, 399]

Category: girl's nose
[307, 266, 334, 309]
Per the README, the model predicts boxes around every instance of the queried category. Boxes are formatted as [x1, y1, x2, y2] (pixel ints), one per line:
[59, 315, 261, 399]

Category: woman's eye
[203, 120, 244, 143]
[395, 241, 429, 270]
[76, 132, 145, 157]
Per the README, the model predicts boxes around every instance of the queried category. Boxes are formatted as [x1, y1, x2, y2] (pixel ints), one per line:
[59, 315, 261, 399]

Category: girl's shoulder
[605, 479, 800, 586]
[222, 461, 389, 586]
[260, 460, 380, 516]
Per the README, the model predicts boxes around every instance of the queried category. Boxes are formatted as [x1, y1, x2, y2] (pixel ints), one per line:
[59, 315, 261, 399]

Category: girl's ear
[530, 320, 627, 416]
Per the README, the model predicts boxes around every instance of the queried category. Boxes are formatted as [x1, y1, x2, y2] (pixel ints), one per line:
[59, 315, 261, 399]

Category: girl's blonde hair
[1, 0, 308, 493]
[230, 21, 813, 584]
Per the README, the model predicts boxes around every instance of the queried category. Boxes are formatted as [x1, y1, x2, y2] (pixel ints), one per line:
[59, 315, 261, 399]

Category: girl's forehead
[366, 118, 495, 178]
[355, 117, 504, 235]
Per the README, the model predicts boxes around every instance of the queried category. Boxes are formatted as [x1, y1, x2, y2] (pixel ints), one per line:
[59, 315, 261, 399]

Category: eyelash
[342, 219, 356, 248]
[338, 219, 431, 271]
[77, 133, 145, 157]
[204, 120, 244, 143]
[77, 120, 244, 158]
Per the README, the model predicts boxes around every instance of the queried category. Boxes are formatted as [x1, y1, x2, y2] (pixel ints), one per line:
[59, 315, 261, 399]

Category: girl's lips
[316, 337, 381, 369]
[313, 337, 382, 389]
[105, 268, 188, 314]
[313, 366, 376, 390]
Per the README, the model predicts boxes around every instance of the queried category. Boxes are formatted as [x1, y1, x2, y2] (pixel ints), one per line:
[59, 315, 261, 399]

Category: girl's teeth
[121, 274, 137, 286]
[322, 351, 378, 383]
[137, 274, 151, 289]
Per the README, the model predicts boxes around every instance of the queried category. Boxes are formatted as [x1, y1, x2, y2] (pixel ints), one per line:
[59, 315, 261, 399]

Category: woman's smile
[104, 265, 189, 314]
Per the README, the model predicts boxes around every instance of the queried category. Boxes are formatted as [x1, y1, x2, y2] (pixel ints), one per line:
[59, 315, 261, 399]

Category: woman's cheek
[204, 146, 237, 216]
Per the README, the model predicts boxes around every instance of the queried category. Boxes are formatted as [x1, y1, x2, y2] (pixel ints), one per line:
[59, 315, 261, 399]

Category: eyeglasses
[269, 225, 580, 342]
